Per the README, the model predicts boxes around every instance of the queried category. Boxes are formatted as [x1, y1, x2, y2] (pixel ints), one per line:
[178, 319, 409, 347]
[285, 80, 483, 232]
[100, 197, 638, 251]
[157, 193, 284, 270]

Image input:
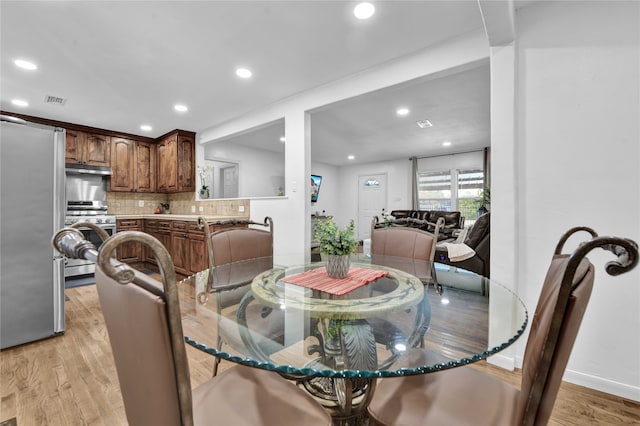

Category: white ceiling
[1, 1, 492, 166]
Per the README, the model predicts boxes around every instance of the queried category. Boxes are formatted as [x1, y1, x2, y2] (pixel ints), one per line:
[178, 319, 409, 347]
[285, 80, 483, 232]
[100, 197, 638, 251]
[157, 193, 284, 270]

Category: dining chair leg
[211, 335, 223, 376]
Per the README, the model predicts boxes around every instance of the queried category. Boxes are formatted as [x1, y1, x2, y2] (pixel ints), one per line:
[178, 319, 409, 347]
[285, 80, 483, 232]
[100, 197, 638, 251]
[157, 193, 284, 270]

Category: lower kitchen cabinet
[116, 219, 143, 263]
[118, 218, 242, 276]
[171, 221, 190, 275]
[171, 221, 211, 276]
[144, 219, 172, 264]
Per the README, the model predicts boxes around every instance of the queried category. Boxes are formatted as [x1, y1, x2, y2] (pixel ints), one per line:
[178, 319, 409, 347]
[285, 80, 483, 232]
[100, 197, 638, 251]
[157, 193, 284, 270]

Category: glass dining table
[177, 255, 528, 426]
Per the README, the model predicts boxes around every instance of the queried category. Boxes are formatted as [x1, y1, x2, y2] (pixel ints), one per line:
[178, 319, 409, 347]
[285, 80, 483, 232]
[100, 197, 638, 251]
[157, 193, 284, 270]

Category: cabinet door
[177, 134, 195, 192]
[85, 133, 111, 166]
[65, 129, 85, 164]
[116, 219, 142, 262]
[110, 138, 135, 192]
[188, 232, 208, 274]
[153, 230, 172, 264]
[171, 231, 189, 275]
[157, 135, 178, 192]
[135, 141, 156, 192]
[144, 224, 158, 263]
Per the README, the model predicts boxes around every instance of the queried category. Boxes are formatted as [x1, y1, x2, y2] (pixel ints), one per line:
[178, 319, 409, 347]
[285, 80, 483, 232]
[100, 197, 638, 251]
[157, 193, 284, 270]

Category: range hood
[65, 164, 112, 176]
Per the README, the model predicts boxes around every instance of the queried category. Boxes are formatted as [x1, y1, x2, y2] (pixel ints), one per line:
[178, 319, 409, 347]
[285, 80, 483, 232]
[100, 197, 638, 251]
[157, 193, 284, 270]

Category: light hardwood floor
[1, 284, 638, 425]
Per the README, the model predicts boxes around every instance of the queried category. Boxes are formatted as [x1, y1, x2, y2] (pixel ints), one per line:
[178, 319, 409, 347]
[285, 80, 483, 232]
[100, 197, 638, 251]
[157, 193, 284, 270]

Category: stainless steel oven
[64, 167, 115, 277]
[64, 214, 116, 277]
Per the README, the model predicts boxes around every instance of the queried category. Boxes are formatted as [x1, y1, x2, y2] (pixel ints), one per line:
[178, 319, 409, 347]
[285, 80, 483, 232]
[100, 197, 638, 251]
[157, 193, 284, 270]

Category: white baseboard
[487, 353, 516, 371]
[489, 354, 640, 402]
[562, 369, 640, 402]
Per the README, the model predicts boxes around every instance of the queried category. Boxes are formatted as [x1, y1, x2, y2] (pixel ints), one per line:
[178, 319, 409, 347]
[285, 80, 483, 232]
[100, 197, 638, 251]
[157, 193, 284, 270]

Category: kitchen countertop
[115, 214, 249, 222]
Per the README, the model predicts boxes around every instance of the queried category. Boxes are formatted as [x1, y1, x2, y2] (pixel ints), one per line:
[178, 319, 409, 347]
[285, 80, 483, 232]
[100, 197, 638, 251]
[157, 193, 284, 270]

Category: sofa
[390, 210, 465, 241]
[435, 212, 490, 278]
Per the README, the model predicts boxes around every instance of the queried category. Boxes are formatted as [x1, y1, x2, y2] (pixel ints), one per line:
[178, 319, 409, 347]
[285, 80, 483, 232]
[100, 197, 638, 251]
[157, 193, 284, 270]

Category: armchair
[435, 211, 490, 277]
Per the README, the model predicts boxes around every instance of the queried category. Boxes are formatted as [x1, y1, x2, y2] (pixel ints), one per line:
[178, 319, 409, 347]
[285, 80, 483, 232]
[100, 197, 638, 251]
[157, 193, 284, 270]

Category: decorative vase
[325, 254, 350, 279]
[200, 189, 209, 199]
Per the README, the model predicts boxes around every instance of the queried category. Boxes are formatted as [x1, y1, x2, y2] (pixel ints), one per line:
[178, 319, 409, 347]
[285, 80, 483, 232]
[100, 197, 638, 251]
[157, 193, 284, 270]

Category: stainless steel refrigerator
[1, 116, 66, 349]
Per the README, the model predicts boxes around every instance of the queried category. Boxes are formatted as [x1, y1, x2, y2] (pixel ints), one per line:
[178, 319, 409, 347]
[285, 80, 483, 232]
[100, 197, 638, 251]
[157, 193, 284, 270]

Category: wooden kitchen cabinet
[109, 138, 156, 193]
[135, 141, 156, 193]
[116, 219, 143, 263]
[167, 220, 214, 276]
[65, 129, 111, 167]
[157, 130, 195, 193]
[144, 219, 171, 264]
[110, 137, 135, 191]
[187, 222, 210, 274]
[139, 218, 241, 275]
[170, 221, 190, 275]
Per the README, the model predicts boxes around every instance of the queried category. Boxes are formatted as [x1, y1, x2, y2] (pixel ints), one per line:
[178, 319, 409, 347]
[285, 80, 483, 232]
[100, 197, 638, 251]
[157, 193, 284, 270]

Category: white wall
[310, 161, 340, 218]
[204, 141, 285, 198]
[199, 28, 489, 265]
[197, 2, 639, 400]
[333, 159, 410, 236]
[501, 1, 639, 399]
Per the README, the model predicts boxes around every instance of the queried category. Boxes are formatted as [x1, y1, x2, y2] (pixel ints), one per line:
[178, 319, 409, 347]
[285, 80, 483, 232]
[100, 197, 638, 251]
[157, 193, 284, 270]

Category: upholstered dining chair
[367, 217, 445, 357]
[371, 216, 444, 263]
[370, 216, 444, 284]
[198, 216, 284, 376]
[52, 228, 331, 426]
[367, 227, 638, 426]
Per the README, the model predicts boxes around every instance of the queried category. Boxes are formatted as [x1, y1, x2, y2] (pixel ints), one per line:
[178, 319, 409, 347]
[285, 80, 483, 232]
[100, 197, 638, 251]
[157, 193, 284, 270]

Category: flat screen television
[311, 174, 322, 203]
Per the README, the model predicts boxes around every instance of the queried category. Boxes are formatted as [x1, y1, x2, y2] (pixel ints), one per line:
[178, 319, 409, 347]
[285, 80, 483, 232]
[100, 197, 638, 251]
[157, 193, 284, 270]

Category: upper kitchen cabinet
[109, 138, 156, 193]
[65, 129, 111, 167]
[109, 137, 135, 191]
[135, 141, 156, 193]
[157, 130, 195, 193]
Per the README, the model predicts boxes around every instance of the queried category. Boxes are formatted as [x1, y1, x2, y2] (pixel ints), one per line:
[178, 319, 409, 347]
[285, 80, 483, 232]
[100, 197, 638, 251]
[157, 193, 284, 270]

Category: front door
[357, 173, 387, 241]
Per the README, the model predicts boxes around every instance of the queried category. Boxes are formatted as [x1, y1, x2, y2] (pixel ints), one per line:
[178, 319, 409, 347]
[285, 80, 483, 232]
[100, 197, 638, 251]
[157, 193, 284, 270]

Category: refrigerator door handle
[53, 257, 65, 334]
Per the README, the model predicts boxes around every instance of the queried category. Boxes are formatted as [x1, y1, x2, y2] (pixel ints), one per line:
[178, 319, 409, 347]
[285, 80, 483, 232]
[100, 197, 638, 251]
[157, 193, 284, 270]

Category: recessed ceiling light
[354, 2, 375, 19]
[140, 124, 152, 132]
[348, 155, 355, 160]
[14, 59, 37, 70]
[396, 108, 410, 116]
[416, 119, 433, 128]
[279, 136, 286, 142]
[11, 99, 29, 107]
[236, 68, 252, 79]
[174, 104, 188, 112]
[442, 141, 452, 147]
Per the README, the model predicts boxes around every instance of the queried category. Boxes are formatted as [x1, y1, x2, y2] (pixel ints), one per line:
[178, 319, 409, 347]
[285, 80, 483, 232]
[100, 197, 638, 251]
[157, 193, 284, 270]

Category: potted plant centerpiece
[314, 217, 357, 278]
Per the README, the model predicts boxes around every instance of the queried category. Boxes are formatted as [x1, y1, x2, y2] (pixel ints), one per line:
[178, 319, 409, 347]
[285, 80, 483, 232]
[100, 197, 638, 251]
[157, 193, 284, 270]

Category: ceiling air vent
[44, 95, 67, 106]
[416, 119, 433, 129]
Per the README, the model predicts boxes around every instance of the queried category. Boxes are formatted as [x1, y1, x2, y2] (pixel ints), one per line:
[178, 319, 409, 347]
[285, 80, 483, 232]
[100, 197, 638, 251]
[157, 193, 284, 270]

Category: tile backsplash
[107, 192, 250, 217]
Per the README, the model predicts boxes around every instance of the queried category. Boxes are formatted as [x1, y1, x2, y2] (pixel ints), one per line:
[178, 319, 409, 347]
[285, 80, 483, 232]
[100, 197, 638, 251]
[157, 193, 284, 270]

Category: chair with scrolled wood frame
[52, 226, 331, 426]
[366, 227, 638, 426]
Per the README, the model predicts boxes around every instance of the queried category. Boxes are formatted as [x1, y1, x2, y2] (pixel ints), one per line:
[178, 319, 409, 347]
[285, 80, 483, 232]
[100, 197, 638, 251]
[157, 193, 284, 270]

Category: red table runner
[280, 266, 388, 296]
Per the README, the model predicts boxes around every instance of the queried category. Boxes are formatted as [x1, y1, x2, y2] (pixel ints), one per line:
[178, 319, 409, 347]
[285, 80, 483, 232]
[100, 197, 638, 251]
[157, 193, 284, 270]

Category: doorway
[357, 173, 387, 241]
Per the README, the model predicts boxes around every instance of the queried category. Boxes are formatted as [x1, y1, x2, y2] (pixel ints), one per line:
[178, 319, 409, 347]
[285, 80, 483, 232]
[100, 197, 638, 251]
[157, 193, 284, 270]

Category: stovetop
[64, 215, 116, 225]
[65, 200, 114, 225]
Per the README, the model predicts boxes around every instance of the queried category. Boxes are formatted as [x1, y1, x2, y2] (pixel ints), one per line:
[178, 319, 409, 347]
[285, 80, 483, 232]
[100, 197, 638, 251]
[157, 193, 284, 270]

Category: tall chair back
[366, 227, 637, 426]
[518, 228, 636, 425]
[370, 216, 443, 263]
[53, 228, 333, 426]
[198, 217, 279, 375]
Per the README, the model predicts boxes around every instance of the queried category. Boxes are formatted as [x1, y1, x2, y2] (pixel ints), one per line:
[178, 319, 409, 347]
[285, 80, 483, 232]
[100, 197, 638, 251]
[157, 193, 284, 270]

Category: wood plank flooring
[1, 284, 638, 425]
